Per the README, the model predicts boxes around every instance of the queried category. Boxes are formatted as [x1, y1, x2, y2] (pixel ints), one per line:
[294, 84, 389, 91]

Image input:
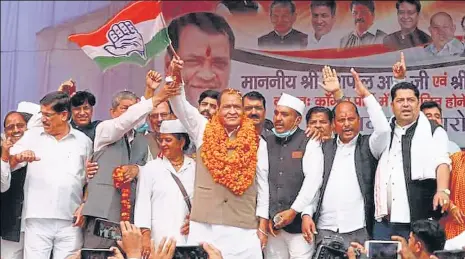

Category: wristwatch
[438, 189, 451, 195]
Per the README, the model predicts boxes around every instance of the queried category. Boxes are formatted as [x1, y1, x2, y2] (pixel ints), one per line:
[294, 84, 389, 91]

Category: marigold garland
[113, 166, 131, 221]
[201, 115, 259, 195]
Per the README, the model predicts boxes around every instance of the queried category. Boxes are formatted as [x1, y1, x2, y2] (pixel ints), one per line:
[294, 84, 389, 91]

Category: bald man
[425, 12, 464, 56]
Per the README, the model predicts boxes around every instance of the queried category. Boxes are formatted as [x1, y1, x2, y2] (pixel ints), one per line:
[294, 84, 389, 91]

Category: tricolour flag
[68, 1, 170, 71]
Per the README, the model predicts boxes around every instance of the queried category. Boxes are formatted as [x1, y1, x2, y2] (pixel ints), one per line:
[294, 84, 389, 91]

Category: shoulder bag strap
[170, 173, 192, 212]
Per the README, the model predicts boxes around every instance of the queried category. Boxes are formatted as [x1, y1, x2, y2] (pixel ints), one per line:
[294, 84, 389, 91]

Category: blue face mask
[135, 122, 149, 133]
[272, 126, 298, 138]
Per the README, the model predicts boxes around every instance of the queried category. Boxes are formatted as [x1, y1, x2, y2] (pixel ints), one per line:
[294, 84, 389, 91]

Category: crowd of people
[1, 48, 464, 259]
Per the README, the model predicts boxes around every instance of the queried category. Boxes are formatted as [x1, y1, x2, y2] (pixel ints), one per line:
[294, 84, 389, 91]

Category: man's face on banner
[429, 13, 456, 48]
[311, 5, 335, 38]
[166, 25, 231, 106]
[397, 1, 419, 31]
[351, 4, 374, 34]
[271, 4, 296, 35]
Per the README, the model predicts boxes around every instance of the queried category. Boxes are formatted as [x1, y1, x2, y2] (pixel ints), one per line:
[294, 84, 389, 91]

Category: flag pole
[168, 43, 180, 60]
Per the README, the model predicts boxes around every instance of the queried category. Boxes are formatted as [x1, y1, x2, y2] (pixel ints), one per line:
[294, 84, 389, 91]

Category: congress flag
[68, 1, 170, 71]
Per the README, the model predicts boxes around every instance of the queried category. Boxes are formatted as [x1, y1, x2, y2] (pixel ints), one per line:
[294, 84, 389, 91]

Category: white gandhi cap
[159, 119, 188, 134]
[276, 93, 305, 115]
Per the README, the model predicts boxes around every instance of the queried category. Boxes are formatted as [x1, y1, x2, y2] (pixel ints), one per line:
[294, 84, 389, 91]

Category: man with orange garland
[165, 57, 269, 258]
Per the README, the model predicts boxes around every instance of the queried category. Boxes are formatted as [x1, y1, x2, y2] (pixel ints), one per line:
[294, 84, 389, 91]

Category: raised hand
[104, 21, 146, 59]
[350, 68, 371, 98]
[146, 70, 163, 91]
[319, 65, 341, 94]
[392, 52, 406, 79]
[58, 79, 77, 96]
[1, 137, 13, 162]
[167, 57, 184, 85]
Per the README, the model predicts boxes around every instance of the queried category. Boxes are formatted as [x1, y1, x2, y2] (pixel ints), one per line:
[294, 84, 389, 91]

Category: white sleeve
[94, 98, 154, 152]
[168, 84, 208, 147]
[1, 160, 11, 193]
[134, 164, 154, 229]
[432, 127, 452, 169]
[291, 141, 324, 213]
[365, 94, 391, 159]
[301, 192, 320, 217]
[255, 138, 269, 219]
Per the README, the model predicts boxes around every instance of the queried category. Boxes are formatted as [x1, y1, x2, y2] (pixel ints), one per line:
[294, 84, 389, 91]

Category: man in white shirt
[296, 66, 391, 248]
[308, 1, 338, 50]
[373, 75, 451, 240]
[340, 0, 386, 48]
[420, 101, 461, 155]
[167, 58, 269, 259]
[425, 12, 464, 57]
[9, 91, 93, 259]
[135, 120, 196, 256]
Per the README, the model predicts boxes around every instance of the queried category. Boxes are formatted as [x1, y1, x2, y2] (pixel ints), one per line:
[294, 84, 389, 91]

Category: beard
[200, 110, 212, 119]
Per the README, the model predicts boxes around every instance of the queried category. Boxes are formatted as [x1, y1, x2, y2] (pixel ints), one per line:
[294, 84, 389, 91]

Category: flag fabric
[68, 1, 170, 71]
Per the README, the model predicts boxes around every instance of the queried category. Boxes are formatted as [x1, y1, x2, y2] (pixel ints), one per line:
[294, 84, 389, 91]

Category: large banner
[157, 1, 465, 146]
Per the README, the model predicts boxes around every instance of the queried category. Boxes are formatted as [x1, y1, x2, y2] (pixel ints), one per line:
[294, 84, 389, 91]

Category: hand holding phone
[81, 248, 113, 259]
[93, 218, 122, 241]
[364, 240, 401, 259]
[174, 245, 208, 259]
[433, 249, 465, 259]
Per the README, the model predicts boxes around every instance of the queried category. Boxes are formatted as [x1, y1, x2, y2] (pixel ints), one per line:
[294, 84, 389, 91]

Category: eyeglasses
[5, 123, 26, 131]
[41, 111, 58, 118]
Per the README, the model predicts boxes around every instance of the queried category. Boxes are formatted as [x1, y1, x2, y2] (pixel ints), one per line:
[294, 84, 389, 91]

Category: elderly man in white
[8, 92, 92, 259]
[134, 119, 196, 256]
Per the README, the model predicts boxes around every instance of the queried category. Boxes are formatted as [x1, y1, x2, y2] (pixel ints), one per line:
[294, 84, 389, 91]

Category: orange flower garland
[113, 166, 131, 221]
[201, 115, 259, 195]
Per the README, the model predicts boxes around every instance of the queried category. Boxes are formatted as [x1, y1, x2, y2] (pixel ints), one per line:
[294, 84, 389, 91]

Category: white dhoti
[24, 218, 82, 259]
[1, 232, 25, 259]
[264, 230, 314, 259]
[188, 221, 262, 259]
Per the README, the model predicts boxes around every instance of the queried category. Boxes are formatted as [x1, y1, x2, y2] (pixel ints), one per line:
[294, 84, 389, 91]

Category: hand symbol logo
[104, 21, 146, 60]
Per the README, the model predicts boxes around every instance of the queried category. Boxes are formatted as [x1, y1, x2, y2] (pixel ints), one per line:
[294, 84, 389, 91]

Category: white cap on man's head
[160, 119, 187, 134]
[277, 93, 305, 116]
[17, 101, 40, 114]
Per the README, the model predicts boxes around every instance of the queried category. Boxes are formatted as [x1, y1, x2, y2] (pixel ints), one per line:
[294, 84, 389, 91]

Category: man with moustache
[373, 54, 451, 240]
[425, 12, 464, 57]
[8, 92, 92, 258]
[69, 91, 101, 141]
[263, 93, 320, 258]
[340, 0, 386, 48]
[420, 101, 461, 155]
[1, 105, 37, 259]
[167, 58, 270, 258]
[243, 91, 272, 138]
[166, 12, 234, 106]
[258, 0, 307, 50]
[308, 0, 338, 50]
[198, 90, 220, 120]
[294, 66, 391, 248]
[305, 106, 333, 140]
[383, 0, 431, 51]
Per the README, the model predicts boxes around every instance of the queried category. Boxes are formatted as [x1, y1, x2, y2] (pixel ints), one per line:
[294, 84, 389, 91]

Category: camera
[313, 235, 348, 259]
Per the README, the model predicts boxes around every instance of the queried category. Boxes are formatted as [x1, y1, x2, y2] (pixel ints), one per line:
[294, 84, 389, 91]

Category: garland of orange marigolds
[113, 166, 131, 221]
[201, 115, 259, 195]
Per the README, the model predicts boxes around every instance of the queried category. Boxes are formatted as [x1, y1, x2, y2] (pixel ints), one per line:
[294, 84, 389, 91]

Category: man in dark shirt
[69, 91, 101, 141]
[383, 0, 431, 50]
[258, 0, 307, 49]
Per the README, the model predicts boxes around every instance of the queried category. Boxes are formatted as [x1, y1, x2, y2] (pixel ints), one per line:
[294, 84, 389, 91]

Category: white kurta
[134, 156, 195, 247]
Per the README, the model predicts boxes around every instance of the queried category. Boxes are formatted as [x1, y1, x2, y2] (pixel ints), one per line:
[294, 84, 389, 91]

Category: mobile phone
[433, 249, 465, 259]
[364, 240, 401, 259]
[80, 248, 113, 259]
[174, 245, 208, 259]
[93, 218, 122, 241]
